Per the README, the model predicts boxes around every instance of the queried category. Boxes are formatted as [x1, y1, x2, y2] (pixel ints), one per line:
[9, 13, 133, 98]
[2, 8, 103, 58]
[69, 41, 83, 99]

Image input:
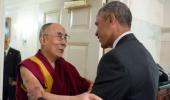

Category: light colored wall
[163, 0, 170, 27]
[130, 0, 163, 62]
[5, 0, 164, 64]
[3, 0, 166, 75]
[131, 18, 162, 62]
[4, 0, 74, 60]
[160, 0, 170, 71]
[108, 0, 163, 62]
[5, 0, 48, 59]
[0, 0, 4, 99]
[5, 0, 103, 81]
[160, 32, 170, 71]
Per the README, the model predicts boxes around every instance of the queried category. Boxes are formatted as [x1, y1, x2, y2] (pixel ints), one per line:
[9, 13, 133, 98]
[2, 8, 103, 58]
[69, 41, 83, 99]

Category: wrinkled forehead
[46, 23, 66, 34]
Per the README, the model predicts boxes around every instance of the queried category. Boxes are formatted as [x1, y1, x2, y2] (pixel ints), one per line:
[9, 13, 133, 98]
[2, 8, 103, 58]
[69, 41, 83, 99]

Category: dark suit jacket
[3, 47, 21, 99]
[92, 34, 159, 100]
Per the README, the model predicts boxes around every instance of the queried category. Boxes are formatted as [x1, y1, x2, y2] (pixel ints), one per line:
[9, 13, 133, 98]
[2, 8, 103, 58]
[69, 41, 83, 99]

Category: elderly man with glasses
[16, 23, 101, 100]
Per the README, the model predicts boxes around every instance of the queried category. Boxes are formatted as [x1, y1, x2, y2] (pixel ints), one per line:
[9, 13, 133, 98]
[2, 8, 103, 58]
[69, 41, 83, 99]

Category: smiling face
[95, 1, 132, 49]
[40, 23, 67, 59]
[95, 14, 115, 49]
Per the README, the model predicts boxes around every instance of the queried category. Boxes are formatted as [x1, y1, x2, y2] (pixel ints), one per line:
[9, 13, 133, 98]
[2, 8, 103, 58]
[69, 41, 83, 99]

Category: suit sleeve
[91, 52, 130, 100]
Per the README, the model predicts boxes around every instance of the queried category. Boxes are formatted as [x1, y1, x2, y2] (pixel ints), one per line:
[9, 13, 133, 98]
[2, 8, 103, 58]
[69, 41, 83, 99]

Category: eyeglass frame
[43, 32, 70, 41]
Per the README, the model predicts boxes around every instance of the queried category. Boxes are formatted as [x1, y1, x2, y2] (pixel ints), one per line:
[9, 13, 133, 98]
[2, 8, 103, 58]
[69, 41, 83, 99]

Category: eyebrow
[57, 32, 69, 37]
[57, 32, 66, 35]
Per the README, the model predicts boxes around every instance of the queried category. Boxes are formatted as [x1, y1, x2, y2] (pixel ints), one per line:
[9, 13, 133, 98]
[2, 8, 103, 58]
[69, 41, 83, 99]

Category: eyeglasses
[44, 32, 70, 41]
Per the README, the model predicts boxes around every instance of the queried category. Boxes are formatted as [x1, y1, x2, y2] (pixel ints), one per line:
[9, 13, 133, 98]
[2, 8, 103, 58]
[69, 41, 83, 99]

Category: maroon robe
[16, 50, 90, 100]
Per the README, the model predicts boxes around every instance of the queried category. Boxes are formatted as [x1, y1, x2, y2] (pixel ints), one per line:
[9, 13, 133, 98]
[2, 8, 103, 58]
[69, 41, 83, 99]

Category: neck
[5, 46, 9, 51]
[114, 24, 130, 40]
[41, 49, 59, 68]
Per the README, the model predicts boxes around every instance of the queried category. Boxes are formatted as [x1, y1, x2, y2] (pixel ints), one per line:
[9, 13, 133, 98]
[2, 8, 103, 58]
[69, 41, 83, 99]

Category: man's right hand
[42, 92, 102, 100]
[74, 93, 103, 100]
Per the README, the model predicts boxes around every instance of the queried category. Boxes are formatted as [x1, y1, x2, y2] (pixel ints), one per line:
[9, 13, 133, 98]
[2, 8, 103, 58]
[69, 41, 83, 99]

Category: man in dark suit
[3, 35, 21, 100]
[91, 1, 159, 100]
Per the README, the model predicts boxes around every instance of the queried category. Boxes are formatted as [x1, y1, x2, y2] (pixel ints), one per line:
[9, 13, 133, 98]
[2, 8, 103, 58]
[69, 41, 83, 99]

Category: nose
[61, 39, 67, 47]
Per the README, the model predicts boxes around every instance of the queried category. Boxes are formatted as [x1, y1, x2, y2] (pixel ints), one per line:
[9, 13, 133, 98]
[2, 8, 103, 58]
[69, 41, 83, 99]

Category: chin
[101, 44, 107, 49]
[102, 45, 111, 49]
[55, 54, 62, 58]
[59, 53, 64, 57]
[100, 41, 106, 48]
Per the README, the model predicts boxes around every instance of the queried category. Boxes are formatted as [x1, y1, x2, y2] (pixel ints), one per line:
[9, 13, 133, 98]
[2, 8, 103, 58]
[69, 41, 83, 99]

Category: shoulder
[101, 49, 119, 63]
[98, 50, 122, 72]
[98, 48, 128, 71]
[18, 57, 44, 81]
[10, 47, 20, 54]
[19, 57, 38, 69]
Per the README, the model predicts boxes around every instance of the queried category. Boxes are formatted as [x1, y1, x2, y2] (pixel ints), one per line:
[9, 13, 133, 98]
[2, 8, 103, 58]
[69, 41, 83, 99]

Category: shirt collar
[112, 31, 132, 49]
[5, 46, 10, 54]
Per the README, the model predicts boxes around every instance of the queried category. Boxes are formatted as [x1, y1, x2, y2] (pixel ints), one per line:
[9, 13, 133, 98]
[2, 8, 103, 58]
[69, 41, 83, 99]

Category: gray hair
[39, 23, 53, 38]
[98, 1, 132, 28]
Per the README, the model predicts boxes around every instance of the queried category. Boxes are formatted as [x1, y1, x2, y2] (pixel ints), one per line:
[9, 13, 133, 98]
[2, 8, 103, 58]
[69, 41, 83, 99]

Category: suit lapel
[6, 48, 13, 59]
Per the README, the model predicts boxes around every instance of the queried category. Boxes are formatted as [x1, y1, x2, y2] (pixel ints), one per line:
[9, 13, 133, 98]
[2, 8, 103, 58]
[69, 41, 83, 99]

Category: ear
[109, 14, 116, 24]
[40, 35, 46, 45]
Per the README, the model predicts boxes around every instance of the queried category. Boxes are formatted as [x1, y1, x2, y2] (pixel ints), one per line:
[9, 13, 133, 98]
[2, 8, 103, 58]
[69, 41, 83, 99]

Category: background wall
[4, 0, 103, 81]
[3, 0, 170, 78]
[163, 0, 170, 27]
[160, 0, 170, 71]
[1, 0, 170, 99]
[5, 0, 166, 65]
[130, 0, 163, 62]
[107, 0, 163, 62]
[5, 0, 46, 59]
[0, 0, 4, 99]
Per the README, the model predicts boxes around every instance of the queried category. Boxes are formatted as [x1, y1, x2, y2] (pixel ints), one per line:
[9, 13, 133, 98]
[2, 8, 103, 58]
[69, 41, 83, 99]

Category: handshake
[35, 92, 102, 100]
